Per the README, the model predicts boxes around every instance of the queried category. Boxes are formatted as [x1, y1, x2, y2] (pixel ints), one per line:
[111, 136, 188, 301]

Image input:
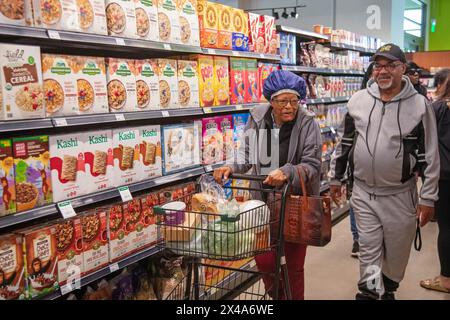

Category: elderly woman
[214, 70, 322, 300]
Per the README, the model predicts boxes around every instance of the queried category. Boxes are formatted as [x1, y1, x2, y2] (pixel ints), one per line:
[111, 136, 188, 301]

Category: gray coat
[231, 104, 322, 195]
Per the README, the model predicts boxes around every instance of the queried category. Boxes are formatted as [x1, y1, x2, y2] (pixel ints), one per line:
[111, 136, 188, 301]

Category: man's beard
[377, 77, 393, 89]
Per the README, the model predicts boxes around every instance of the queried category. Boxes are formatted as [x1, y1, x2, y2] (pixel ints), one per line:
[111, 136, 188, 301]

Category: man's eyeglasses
[272, 99, 300, 107]
[373, 62, 403, 72]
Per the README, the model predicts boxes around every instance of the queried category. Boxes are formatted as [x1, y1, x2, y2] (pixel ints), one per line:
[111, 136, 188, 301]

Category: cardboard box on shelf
[264, 15, 277, 54]
[201, 117, 223, 165]
[134, 0, 159, 41]
[196, 55, 215, 107]
[105, 0, 137, 38]
[112, 128, 140, 186]
[156, 0, 180, 44]
[106, 58, 138, 113]
[135, 59, 160, 110]
[32, 0, 80, 31]
[258, 62, 278, 102]
[216, 115, 233, 163]
[244, 58, 258, 103]
[229, 57, 245, 104]
[135, 193, 160, 250]
[0, 234, 25, 300]
[0, 0, 33, 26]
[136, 125, 162, 180]
[178, 60, 199, 108]
[213, 56, 229, 106]
[156, 59, 178, 109]
[81, 208, 109, 274]
[231, 8, 248, 51]
[77, 0, 108, 35]
[106, 203, 132, 262]
[217, 4, 232, 50]
[248, 13, 265, 53]
[197, 0, 218, 49]
[0, 139, 16, 216]
[178, 0, 200, 47]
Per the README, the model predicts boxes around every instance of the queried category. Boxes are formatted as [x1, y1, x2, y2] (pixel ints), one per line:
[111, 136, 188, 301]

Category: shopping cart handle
[229, 173, 268, 181]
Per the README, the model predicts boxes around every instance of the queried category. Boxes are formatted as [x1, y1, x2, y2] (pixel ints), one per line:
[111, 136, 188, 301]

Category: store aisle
[305, 216, 450, 300]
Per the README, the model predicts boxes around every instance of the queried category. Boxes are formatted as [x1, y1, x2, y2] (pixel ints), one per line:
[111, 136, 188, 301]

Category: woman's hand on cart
[213, 166, 233, 184]
[263, 169, 288, 187]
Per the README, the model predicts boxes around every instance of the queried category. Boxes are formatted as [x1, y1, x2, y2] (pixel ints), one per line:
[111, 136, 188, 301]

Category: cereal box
[81, 209, 109, 274]
[20, 224, 59, 299]
[41, 54, 78, 117]
[106, 58, 138, 113]
[217, 115, 233, 163]
[264, 15, 277, 54]
[135, 59, 160, 110]
[213, 56, 229, 106]
[196, 55, 214, 107]
[105, 0, 137, 38]
[107, 204, 132, 262]
[197, 0, 218, 49]
[232, 113, 249, 158]
[136, 193, 159, 249]
[123, 199, 147, 254]
[229, 57, 245, 104]
[113, 128, 140, 187]
[217, 4, 232, 50]
[134, 0, 159, 41]
[0, 44, 44, 120]
[231, 8, 248, 51]
[248, 13, 264, 53]
[279, 33, 296, 65]
[50, 134, 87, 202]
[156, 0, 180, 44]
[0, 0, 33, 26]
[201, 117, 223, 165]
[244, 59, 258, 103]
[0, 234, 25, 300]
[55, 217, 84, 285]
[13, 136, 52, 212]
[258, 62, 278, 102]
[178, 60, 199, 108]
[84, 130, 114, 194]
[32, 0, 80, 31]
[136, 125, 162, 180]
[76, 0, 108, 35]
[178, 0, 200, 47]
[73, 56, 109, 115]
[0, 139, 16, 216]
[156, 59, 178, 109]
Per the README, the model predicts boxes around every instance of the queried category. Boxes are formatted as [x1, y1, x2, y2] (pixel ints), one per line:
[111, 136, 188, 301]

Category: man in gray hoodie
[330, 44, 440, 300]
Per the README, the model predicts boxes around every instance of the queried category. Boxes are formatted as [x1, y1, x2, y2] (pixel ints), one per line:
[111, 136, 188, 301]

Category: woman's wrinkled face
[271, 93, 300, 124]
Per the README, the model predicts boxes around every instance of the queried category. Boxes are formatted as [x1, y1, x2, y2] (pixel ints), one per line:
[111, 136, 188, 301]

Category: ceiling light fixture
[272, 9, 279, 20]
[291, 8, 299, 19]
[282, 8, 289, 19]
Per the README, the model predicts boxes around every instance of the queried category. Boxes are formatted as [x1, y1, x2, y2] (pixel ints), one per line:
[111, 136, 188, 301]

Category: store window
[403, 0, 427, 51]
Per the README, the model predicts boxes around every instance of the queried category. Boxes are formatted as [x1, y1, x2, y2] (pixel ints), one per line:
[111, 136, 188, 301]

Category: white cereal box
[0, 0, 34, 26]
[76, 0, 108, 35]
[106, 58, 138, 113]
[177, 0, 200, 47]
[135, 59, 160, 110]
[156, 59, 178, 109]
[177, 60, 199, 108]
[156, 0, 180, 44]
[136, 125, 162, 180]
[113, 128, 140, 187]
[32, 0, 81, 31]
[105, 0, 137, 38]
[134, 0, 159, 41]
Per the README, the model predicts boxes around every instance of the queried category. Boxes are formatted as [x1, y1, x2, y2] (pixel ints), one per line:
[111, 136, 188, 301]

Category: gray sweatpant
[350, 182, 417, 297]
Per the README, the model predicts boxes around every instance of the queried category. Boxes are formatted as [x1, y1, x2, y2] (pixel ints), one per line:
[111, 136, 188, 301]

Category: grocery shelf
[282, 65, 365, 76]
[201, 48, 280, 61]
[329, 42, 376, 56]
[0, 118, 54, 133]
[202, 103, 263, 115]
[277, 25, 330, 41]
[306, 96, 351, 105]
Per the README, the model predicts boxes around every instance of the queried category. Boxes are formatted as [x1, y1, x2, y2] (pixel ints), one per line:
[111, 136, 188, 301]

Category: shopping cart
[154, 173, 291, 300]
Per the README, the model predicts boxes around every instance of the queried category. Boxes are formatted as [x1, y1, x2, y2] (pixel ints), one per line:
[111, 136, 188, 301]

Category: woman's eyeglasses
[272, 99, 300, 107]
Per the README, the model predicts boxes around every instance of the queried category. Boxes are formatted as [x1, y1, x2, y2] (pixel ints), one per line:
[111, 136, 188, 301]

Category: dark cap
[371, 43, 407, 63]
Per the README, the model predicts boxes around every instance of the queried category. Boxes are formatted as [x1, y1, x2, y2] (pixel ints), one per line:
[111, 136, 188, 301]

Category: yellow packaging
[231, 8, 249, 51]
[195, 55, 215, 107]
[217, 4, 232, 50]
[197, 0, 218, 49]
[213, 56, 229, 106]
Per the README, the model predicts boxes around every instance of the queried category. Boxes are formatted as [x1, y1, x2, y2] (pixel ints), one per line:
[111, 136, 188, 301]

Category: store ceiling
[405, 0, 424, 10]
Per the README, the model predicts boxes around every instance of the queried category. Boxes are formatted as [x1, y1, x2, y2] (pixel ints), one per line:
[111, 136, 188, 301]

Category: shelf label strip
[118, 186, 133, 202]
[57, 201, 77, 219]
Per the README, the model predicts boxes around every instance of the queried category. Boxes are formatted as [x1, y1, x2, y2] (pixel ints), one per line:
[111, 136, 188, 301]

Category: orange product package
[258, 62, 279, 102]
[197, 0, 218, 49]
[217, 4, 232, 50]
[213, 56, 230, 106]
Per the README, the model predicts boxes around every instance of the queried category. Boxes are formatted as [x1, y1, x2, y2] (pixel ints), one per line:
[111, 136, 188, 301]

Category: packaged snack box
[258, 62, 278, 102]
[248, 13, 264, 53]
[0, 139, 16, 216]
[0, 44, 44, 120]
[137, 193, 159, 249]
[105, 0, 137, 38]
[156, 59, 178, 109]
[279, 32, 296, 65]
[106, 58, 138, 113]
[213, 56, 229, 106]
[41, 54, 78, 117]
[156, 0, 180, 44]
[229, 57, 245, 104]
[178, 60, 199, 108]
[113, 128, 140, 186]
[50, 134, 87, 202]
[76, 0, 108, 35]
[123, 199, 149, 253]
[107, 204, 132, 262]
[178, 0, 200, 47]
[196, 55, 214, 107]
[201, 117, 223, 165]
[217, 4, 232, 50]
[136, 125, 162, 180]
[73, 56, 109, 115]
[55, 217, 84, 285]
[81, 209, 109, 274]
[0, 234, 25, 300]
[84, 130, 114, 194]
[244, 59, 258, 103]
[32, 0, 80, 31]
[216, 115, 233, 163]
[231, 8, 248, 51]
[135, 59, 160, 110]
[264, 15, 277, 54]
[197, 0, 218, 49]
[233, 113, 249, 160]
[13, 136, 52, 212]
[134, 0, 159, 41]
[0, 0, 33, 26]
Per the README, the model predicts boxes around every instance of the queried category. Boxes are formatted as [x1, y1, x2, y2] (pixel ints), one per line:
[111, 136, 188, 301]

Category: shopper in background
[214, 70, 322, 300]
[329, 44, 440, 300]
[420, 69, 450, 294]
[406, 61, 428, 98]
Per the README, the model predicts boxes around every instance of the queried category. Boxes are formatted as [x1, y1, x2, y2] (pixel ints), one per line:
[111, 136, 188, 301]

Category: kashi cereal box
[229, 57, 245, 104]
[134, 0, 159, 41]
[13, 136, 52, 212]
[244, 58, 258, 103]
[196, 55, 214, 107]
[264, 15, 277, 54]
[217, 4, 232, 50]
[135, 59, 160, 110]
[178, 0, 200, 47]
[106, 58, 138, 113]
[107, 203, 132, 262]
[77, 0, 108, 35]
[231, 8, 248, 51]
[178, 60, 199, 108]
[105, 0, 137, 38]
[81, 208, 109, 274]
[156, 0, 180, 44]
[136, 125, 162, 180]
[32, 0, 80, 31]
[156, 59, 178, 109]
[197, 0, 218, 49]
[113, 128, 140, 187]
[0, 0, 33, 26]
[0, 139, 16, 216]
[258, 62, 278, 102]
[0, 234, 25, 300]
[213, 56, 229, 106]
[201, 117, 223, 165]
[217, 115, 233, 163]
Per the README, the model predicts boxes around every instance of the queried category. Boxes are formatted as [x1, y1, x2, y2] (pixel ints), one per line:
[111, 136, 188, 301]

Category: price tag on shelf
[259, 54, 265, 59]
[162, 110, 170, 117]
[115, 38, 126, 46]
[54, 118, 67, 127]
[205, 165, 213, 172]
[331, 98, 336, 102]
[60, 283, 75, 296]
[321, 98, 326, 103]
[47, 30, 61, 40]
[109, 263, 120, 273]
[207, 49, 216, 55]
[57, 201, 76, 219]
[164, 44, 172, 50]
[118, 186, 133, 202]
[235, 105, 243, 110]
[115, 114, 125, 121]
[232, 51, 240, 56]
[203, 107, 212, 114]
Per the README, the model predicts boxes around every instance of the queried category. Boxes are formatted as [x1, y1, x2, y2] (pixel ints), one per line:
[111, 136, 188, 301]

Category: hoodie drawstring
[365, 98, 377, 157]
[395, 100, 403, 159]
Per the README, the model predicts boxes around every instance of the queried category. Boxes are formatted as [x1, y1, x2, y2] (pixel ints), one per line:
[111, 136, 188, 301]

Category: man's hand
[330, 184, 342, 206]
[213, 166, 233, 184]
[416, 204, 435, 227]
[263, 169, 288, 187]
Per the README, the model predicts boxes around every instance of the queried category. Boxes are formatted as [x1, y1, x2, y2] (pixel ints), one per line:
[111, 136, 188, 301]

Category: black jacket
[415, 84, 428, 99]
[433, 100, 450, 180]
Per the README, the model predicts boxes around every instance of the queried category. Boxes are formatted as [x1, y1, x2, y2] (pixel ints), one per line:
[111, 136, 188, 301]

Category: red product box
[82, 209, 109, 274]
[258, 62, 279, 102]
[248, 13, 265, 53]
[230, 57, 246, 104]
[244, 59, 259, 103]
[264, 15, 277, 54]
[107, 204, 131, 262]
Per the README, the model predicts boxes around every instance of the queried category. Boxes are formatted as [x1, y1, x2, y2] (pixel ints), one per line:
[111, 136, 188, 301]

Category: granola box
[229, 57, 245, 104]
[195, 55, 214, 107]
[81, 209, 109, 274]
[264, 15, 277, 54]
[135, 59, 160, 110]
[178, 60, 199, 108]
[32, 0, 80, 31]
[156, 59, 178, 109]
[156, 0, 180, 44]
[84, 130, 114, 195]
[134, 0, 159, 41]
[0, 44, 44, 120]
[248, 13, 264, 53]
[213, 56, 229, 106]
[217, 4, 232, 50]
[77, 0, 108, 35]
[217, 115, 233, 163]
[136, 193, 159, 249]
[106, 58, 138, 113]
[20, 224, 59, 299]
[0, 139, 16, 216]
[136, 125, 162, 180]
[0, 0, 33, 26]
[105, 0, 137, 38]
[55, 217, 84, 285]
[258, 62, 278, 102]
[231, 8, 248, 52]
[74, 56, 109, 115]
[113, 128, 140, 187]
[197, 0, 218, 49]
[123, 199, 146, 254]
[0, 234, 25, 300]
[50, 134, 87, 202]
[107, 204, 132, 262]
[13, 136, 52, 212]
[244, 58, 258, 103]
[41, 54, 78, 117]
[178, 0, 200, 47]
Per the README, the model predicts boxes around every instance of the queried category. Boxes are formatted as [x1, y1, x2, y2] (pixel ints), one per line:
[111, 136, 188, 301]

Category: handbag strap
[290, 166, 309, 211]
[414, 219, 422, 251]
